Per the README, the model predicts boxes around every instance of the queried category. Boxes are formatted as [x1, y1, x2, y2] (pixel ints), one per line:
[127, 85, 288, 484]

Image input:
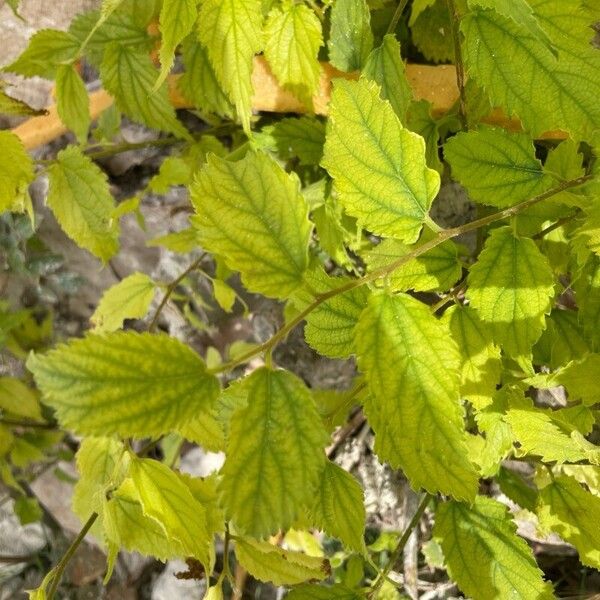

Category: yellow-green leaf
[234, 537, 330, 586]
[0, 131, 34, 213]
[355, 292, 478, 500]
[0, 377, 42, 420]
[197, 0, 263, 132]
[219, 367, 327, 537]
[47, 146, 118, 261]
[91, 272, 156, 332]
[322, 79, 440, 243]
[156, 0, 197, 88]
[434, 496, 553, 600]
[466, 227, 555, 359]
[191, 152, 311, 299]
[444, 127, 550, 208]
[328, 0, 373, 72]
[130, 458, 212, 567]
[264, 1, 322, 106]
[27, 332, 220, 437]
[309, 460, 365, 552]
[55, 64, 90, 144]
[536, 475, 600, 569]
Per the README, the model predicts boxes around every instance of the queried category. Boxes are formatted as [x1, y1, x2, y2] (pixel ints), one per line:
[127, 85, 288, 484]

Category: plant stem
[209, 175, 591, 376]
[387, 0, 410, 35]
[532, 212, 580, 240]
[149, 255, 205, 332]
[368, 493, 432, 598]
[47, 512, 98, 600]
[446, 0, 468, 128]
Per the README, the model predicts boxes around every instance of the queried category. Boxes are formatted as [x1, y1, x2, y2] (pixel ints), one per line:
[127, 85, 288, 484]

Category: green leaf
[191, 151, 311, 299]
[27, 332, 220, 437]
[0, 131, 34, 214]
[406, 100, 443, 173]
[328, 0, 373, 72]
[55, 65, 90, 145]
[264, 1, 322, 106]
[0, 377, 42, 420]
[504, 395, 599, 465]
[147, 228, 199, 254]
[3, 29, 78, 78]
[291, 268, 369, 359]
[234, 537, 330, 586]
[69, 10, 152, 68]
[219, 367, 327, 537]
[156, 0, 197, 88]
[0, 85, 46, 117]
[573, 255, 600, 349]
[410, 0, 453, 63]
[461, 8, 600, 138]
[130, 458, 212, 568]
[444, 127, 550, 208]
[255, 116, 325, 166]
[536, 475, 600, 569]
[178, 410, 225, 452]
[14, 496, 43, 525]
[466, 227, 555, 359]
[47, 146, 118, 261]
[72, 436, 126, 536]
[178, 37, 233, 117]
[322, 79, 440, 243]
[198, 0, 263, 132]
[364, 235, 461, 293]
[309, 460, 365, 552]
[553, 354, 600, 406]
[287, 585, 364, 600]
[104, 478, 185, 561]
[100, 43, 189, 138]
[362, 34, 412, 121]
[434, 496, 553, 600]
[91, 272, 156, 332]
[443, 305, 501, 409]
[355, 292, 478, 500]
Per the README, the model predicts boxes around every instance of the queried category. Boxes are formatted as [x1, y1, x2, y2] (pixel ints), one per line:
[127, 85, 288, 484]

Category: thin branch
[387, 0, 410, 35]
[209, 175, 592, 376]
[446, 0, 468, 128]
[149, 255, 205, 332]
[532, 212, 580, 240]
[47, 512, 98, 600]
[0, 554, 37, 564]
[368, 493, 432, 598]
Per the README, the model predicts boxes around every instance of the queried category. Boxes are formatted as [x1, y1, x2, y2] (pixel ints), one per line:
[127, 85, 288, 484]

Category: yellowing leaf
[0, 131, 34, 213]
[322, 79, 440, 243]
[443, 305, 501, 409]
[328, 0, 373, 72]
[130, 458, 212, 568]
[178, 37, 233, 117]
[157, 0, 197, 88]
[100, 43, 189, 138]
[364, 235, 461, 293]
[191, 152, 311, 299]
[461, 8, 600, 138]
[55, 64, 90, 145]
[355, 292, 478, 500]
[219, 367, 327, 537]
[553, 354, 600, 406]
[234, 537, 330, 585]
[264, 1, 322, 106]
[27, 332, 220, 437]
[537, 475, 600, 569]
[0, 377, 42, 420]
[434, 496, 553, 600]
[309, 461, 365, 552]
[91, 272, 156, 332]
[0, 85, 46, 117]
[466, 227, 555, 359]
[362, 34, 412, 121]
[198, 0, 263, 132]
[444, 127, 550, 208]
[47, 146, 118, 261]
